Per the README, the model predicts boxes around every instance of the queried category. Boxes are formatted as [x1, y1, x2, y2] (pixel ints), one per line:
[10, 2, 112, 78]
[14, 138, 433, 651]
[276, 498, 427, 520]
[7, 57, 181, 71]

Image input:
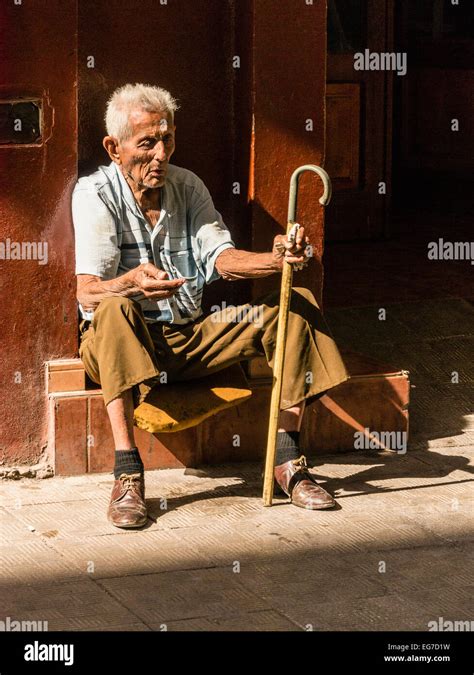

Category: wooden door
[325, 0, 394, 241]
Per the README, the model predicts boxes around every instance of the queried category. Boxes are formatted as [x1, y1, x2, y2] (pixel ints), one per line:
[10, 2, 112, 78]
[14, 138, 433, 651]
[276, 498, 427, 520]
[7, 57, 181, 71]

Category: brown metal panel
[200, 386, 271, 464]
[301, 374, 409, 453]
[150, 428, 200, 470]
[46, 359, 86, 394]
[202, 367, 410, 462]
[87, 395, 116, 473]
[53, 397, 87, 476]
[87, 391, 200, 472]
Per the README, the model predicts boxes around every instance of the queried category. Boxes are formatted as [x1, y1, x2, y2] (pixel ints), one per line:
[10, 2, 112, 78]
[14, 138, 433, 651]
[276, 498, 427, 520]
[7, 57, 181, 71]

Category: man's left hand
[272, 225, 312, 271]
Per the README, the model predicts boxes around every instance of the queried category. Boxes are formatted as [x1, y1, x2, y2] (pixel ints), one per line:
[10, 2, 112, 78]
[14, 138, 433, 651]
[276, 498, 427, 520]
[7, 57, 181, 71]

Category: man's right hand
[126, 263, 186, 299]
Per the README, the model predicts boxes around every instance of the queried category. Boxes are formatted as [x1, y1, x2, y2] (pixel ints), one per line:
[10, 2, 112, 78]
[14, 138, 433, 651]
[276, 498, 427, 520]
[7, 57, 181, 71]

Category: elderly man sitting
[72, 83, 348, 529]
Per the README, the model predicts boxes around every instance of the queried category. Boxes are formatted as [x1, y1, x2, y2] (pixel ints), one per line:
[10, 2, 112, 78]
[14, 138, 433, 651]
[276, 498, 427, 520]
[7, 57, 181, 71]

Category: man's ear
[103, 136, 121, 163]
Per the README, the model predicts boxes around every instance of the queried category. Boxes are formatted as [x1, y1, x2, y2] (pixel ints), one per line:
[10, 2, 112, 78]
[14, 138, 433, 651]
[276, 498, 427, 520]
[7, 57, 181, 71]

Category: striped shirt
[72, 161, 235, 324]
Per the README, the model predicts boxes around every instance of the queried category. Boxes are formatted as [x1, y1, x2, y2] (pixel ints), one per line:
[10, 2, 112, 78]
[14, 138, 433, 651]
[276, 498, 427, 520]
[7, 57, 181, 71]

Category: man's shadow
[142, 446, 473, 525]
[144, 462, 302, 524]
[310, 447, 474, 497]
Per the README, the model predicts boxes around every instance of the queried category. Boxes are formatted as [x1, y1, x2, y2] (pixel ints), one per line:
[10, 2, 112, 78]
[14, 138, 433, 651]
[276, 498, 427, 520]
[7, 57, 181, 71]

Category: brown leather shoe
[274, 455, 336, 510]
[107, 473, 148, 528]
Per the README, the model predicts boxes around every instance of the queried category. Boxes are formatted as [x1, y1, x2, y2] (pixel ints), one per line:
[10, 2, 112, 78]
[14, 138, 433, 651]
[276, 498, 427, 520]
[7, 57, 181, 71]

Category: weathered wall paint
[0, 0, 78, 464]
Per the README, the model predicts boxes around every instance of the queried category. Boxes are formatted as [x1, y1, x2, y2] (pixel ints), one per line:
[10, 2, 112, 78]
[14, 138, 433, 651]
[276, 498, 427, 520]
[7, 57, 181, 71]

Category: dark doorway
[325, 0, 393, 242]
[324, 0, 474, 308]
[392, 0, 474, 221]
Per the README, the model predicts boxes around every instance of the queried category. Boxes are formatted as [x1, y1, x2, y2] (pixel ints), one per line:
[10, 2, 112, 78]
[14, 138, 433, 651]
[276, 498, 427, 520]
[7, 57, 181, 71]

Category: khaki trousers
[79, 286, 349, 410]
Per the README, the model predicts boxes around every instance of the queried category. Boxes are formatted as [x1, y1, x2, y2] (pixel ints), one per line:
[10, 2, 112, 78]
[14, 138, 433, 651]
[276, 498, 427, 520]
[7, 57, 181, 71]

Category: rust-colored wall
[251, 0, 328, 306]
[0, 0, 78, 464]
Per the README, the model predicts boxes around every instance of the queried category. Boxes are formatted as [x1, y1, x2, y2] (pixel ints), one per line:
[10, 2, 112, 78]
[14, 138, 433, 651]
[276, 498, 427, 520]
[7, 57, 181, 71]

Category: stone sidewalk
[1, 444, 473, 631]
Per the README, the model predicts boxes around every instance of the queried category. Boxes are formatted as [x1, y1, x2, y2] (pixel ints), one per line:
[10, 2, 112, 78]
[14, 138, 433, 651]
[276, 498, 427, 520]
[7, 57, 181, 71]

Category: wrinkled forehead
[128, 108, 174, 136]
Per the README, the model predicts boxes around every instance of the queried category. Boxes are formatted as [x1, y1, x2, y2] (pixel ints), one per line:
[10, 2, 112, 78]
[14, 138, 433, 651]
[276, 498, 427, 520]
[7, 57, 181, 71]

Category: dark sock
[114, 448, 144, 479]
[276, 431, 301, 466]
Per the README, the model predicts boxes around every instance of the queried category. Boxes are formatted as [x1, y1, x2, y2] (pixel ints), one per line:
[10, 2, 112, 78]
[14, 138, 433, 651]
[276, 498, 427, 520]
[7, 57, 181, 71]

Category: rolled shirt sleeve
[189, 182, 235, 284]
[72, 184, 121, 280]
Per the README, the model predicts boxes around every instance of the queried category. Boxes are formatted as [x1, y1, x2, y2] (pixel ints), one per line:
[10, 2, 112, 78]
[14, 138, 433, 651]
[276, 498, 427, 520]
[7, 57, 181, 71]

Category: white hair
[105, 83, 179, 141]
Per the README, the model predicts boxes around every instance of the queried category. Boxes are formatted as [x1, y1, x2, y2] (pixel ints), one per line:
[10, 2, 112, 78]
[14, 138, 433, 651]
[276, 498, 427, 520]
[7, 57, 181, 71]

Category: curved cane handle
[288, 164, 332, 224]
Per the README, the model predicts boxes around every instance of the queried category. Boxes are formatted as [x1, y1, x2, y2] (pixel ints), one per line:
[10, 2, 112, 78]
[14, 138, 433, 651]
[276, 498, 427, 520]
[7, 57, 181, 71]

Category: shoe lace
[118, 473, 142, 490]
[292, 455, 308, 469]
[291, 455, 313, 479]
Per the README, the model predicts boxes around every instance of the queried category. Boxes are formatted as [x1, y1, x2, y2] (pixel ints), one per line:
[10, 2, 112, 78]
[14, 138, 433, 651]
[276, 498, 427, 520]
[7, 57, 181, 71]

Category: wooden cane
[262, 165, 332, 507]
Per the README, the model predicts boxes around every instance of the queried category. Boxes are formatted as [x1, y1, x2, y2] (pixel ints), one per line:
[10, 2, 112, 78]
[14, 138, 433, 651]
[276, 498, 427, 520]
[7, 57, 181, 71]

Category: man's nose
[153, 140, 167, 160]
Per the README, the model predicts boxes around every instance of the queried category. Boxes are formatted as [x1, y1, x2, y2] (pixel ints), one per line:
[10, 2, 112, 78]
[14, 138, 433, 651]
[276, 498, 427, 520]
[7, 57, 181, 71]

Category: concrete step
[46, 351, 410, 475]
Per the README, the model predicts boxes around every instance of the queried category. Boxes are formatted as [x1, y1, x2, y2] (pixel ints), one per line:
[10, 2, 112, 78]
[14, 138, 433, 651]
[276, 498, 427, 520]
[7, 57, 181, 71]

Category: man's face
[116, 109, 176, 189]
